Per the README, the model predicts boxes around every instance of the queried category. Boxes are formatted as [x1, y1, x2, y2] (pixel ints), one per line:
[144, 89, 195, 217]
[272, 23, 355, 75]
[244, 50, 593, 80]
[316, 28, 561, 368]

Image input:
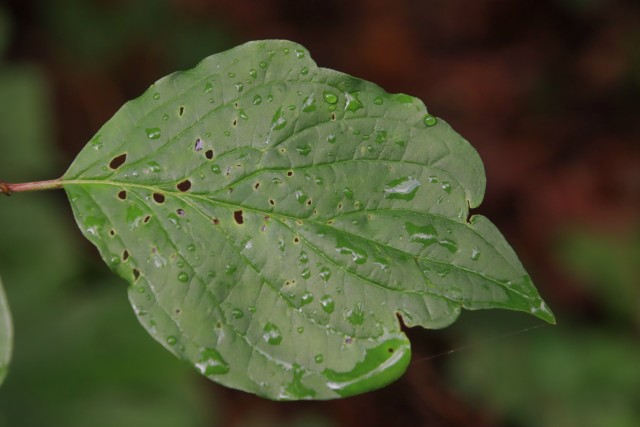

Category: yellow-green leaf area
[61, 40, 554, 400]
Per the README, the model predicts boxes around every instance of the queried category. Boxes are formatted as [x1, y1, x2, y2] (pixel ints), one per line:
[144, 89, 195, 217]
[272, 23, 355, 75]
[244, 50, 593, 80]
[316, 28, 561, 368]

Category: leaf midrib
[63, 179, 532, 302]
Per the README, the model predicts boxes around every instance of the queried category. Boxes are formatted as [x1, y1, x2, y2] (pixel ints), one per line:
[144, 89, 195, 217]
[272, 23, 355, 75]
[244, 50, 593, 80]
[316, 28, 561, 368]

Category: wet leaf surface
[62, 40, 554, 400]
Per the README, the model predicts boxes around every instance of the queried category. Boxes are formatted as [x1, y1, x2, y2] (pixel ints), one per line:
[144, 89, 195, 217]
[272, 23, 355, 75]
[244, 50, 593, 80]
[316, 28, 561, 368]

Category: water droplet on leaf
[263, 322, 283, 345]
[196, 348, 230, 375]
[423, 114, 437, 126]
[344, 92, 363, 112]
[301, 292, 314, 305]
[270, 107, 287, 131]
[323, 91, 338, 104]
[320, 295, 335, 313]
[146, 128, 161, 139]
[384, 176, 421, 200]
[296, 144, 312, 156]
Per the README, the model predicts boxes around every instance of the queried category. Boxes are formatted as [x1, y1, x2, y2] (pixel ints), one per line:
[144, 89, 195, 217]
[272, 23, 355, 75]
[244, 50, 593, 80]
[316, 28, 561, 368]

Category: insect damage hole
[233, 210, 244, 224]
[205, 149, 214, 160]
[194, 138, 204, 151]
[122, 250, 130, 261]
[153, 193, 165, 203]
[117, 190, 127, 200]
[132, 268, 140, 281]
[109, 153, 127, 169]
[177, 180, 192, 192]
[179, 106, 185, 116]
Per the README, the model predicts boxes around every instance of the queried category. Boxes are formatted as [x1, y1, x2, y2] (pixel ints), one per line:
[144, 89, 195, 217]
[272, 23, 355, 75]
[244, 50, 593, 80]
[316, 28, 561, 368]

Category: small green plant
[0, 40, 554, 400]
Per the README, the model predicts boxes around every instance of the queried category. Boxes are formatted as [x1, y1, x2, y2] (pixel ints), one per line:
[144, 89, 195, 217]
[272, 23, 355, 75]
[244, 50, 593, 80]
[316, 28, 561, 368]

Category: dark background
[0, 1, 639, 426]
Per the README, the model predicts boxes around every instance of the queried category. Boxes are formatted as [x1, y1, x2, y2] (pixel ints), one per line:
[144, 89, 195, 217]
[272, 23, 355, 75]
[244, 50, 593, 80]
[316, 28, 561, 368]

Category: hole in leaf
[123, 250, 129, 261]
[133, 268, 140, 280]
[254, 182, 260, 189]
[194, 138, 204, 151]
[205, 149, 214, 159]
[179, 106, 185, 116]
[287, 171, 293, 177]
[177, 180, 192, 192]
[212, 218, 220, 225]
[233, 118, 237, 127]
[269, 199, 275, 206]
[176, 208, 185, 216]
[388, 348, 394, 353]
[233, 210, 244, 224]
[294, 237, 300, 243]
[117, 190, 127, 200]
[331, 113, 336, 121]
[109, 229, 116, 236]
[109, 153, 127, 169]
[306, 199, 312, 206]
[175, 308, 182, 315]
[153, 193, 165, 203]
[143, 215, 151, 223]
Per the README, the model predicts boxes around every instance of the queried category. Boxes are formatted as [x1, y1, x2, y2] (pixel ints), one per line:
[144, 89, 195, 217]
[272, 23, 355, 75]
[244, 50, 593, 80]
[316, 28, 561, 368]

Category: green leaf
[0, 275, 12, 386]
[62, 40, 554, 400]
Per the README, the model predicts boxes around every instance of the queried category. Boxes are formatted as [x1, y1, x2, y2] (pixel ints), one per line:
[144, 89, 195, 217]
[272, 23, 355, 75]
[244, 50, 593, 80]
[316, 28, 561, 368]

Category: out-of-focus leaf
[0, 279, 211, 427]
[63, 40, 554, 400]
[556, 227, 640, 326]
[0, 66, 56, 181]
[446, 314, 640, 427]
[0, 275, 12, 386]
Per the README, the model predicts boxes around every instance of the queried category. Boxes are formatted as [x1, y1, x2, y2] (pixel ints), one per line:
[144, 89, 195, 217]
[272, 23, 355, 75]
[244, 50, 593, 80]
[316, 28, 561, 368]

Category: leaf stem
[0, 178, 63, 196]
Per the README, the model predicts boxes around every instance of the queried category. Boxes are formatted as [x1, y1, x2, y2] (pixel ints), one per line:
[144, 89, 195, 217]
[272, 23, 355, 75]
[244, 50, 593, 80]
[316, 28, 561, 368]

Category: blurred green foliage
[0, 10, 212, 425]
[446, 313, 640, 427]
[556, 228, 640, 328]
[39, 0, 235, 70]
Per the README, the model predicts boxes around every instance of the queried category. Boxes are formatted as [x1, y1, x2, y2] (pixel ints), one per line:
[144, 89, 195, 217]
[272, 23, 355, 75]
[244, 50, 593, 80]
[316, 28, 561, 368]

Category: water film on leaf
[61, 40, 555, 400]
